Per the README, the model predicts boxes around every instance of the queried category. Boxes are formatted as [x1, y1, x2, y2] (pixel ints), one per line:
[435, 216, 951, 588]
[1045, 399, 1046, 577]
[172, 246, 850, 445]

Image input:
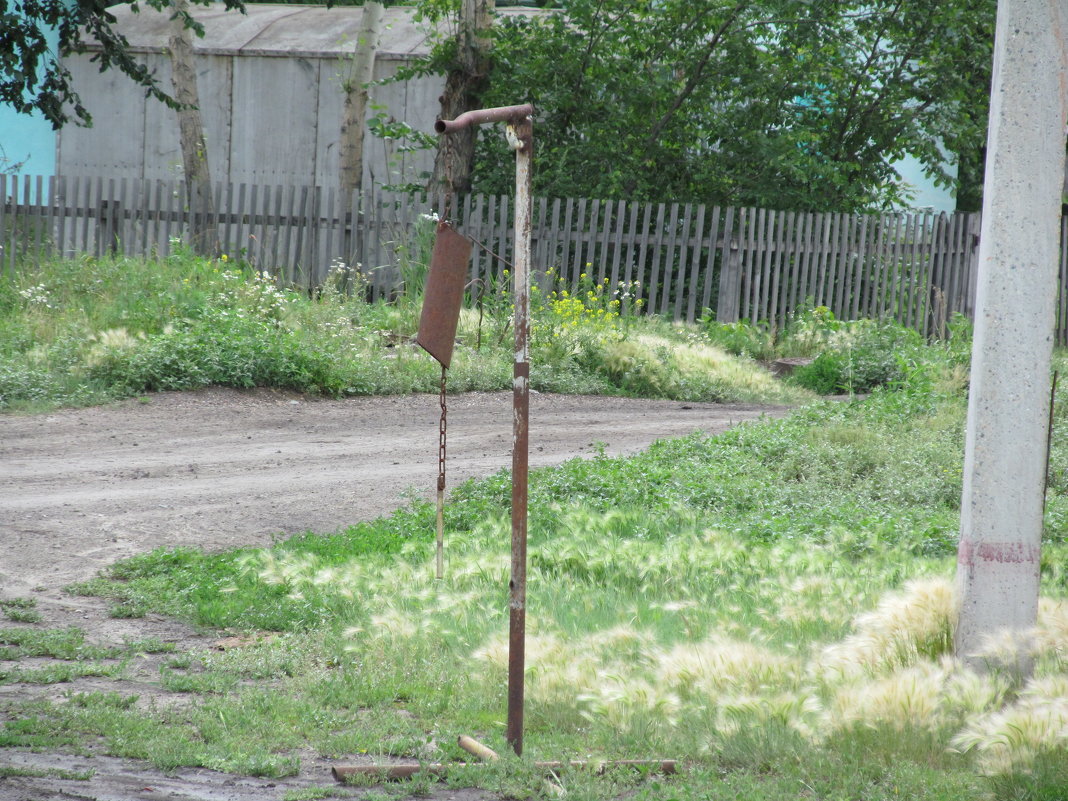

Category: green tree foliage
[474, 0, 994, 211]
[1, 0, 244, 128]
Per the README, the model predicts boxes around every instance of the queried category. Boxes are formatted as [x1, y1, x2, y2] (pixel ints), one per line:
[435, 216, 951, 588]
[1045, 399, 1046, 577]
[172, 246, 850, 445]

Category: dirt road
[0, 388, 788, 597]
[0, 388, 789, 800]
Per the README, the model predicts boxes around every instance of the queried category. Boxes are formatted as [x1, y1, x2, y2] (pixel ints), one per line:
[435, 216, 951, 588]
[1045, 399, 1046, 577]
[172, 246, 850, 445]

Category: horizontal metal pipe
[435, 104, 534, 133]
[332, 759, 677, 783]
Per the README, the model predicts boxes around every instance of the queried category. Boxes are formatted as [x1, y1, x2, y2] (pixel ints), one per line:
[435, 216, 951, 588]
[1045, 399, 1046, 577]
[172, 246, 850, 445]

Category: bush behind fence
[3, 174, 1068, 341]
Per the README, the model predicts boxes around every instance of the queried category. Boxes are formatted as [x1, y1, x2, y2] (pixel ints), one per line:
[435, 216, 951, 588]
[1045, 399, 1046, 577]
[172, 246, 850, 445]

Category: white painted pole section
[955, 0, 1068, 674]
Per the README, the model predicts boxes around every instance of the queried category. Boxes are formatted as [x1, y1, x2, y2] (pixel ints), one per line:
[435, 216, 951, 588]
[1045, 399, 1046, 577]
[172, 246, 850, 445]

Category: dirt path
[0, 388, 789, 800]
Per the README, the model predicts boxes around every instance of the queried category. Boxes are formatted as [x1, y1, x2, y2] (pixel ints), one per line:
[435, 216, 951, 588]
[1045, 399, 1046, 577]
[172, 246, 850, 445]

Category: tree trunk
[340, 0, 384, 199]
[430, 0, 495, 196]
[338, 0, 384, 265]
[168, 0, 215, 257]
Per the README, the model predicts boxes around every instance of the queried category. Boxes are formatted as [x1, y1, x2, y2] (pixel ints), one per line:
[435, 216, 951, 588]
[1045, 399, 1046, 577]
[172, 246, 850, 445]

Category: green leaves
[3, 0, 247, 128]
[473, 0, 994, 211]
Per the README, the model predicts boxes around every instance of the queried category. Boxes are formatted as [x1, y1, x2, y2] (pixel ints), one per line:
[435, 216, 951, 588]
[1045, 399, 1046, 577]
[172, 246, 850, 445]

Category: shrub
[700, 304, 845, 361]
[791, 320, 927, 394]
[700, 318, 777, 360]
[595, 338, 671, 396]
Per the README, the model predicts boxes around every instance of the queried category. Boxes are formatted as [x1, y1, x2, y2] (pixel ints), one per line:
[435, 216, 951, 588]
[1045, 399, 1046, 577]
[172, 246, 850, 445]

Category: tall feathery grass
[229, 507, 1068, 784]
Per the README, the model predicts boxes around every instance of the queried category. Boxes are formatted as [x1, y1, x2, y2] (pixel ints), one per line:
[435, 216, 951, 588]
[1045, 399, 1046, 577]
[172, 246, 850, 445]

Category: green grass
[0, 598, 43, 624]
[4, 252, 1066, 798]
[0, 627, 123, 661]
[0, 661, 124, 685]
[0, 627, 179, 687]
[12, 378, 1064, 797]
[0, 251, 819, 412]
[0, 765, 95, 780]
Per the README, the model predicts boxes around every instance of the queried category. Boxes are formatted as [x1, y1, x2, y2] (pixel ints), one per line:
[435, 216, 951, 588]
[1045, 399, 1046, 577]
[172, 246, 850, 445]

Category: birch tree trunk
[339, 0, 384, 266]
[430, 0, 495, 195]
[168, 0, 215, 256]
[340, 0, 384, 199]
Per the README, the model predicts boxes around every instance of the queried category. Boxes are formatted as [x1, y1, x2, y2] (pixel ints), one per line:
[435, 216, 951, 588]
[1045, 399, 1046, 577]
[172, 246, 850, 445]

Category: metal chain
[438, 364, 447, 492]
[442, 137, 455, 223]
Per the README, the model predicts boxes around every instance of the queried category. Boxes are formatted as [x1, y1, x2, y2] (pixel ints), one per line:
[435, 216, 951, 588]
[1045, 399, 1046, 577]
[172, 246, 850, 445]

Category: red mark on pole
[958, 540, 1040, 566]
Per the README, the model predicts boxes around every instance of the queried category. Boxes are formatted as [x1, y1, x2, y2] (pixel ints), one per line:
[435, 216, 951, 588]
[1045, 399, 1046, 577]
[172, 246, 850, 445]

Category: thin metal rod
[1045, 370, 1059, 516]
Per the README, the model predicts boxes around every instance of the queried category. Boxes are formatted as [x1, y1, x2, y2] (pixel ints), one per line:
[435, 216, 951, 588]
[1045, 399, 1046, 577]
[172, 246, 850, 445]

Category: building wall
[56, 50, 442, 192]
[0, 109, 55, 180]
[891, 153, 957, 213]
[0, 22, 58, 183]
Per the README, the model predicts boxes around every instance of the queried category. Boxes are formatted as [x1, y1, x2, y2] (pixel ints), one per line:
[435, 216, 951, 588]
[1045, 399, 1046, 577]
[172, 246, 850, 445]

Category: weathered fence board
[5, 174, 1068, 341]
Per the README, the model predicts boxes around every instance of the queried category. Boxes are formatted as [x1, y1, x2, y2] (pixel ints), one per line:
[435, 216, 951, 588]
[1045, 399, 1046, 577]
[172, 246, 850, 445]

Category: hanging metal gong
[416, 221, 472, 368]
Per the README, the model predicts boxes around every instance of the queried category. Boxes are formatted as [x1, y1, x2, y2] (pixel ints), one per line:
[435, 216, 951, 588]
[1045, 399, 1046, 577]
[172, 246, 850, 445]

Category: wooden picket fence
[3, 173, 1067, 340]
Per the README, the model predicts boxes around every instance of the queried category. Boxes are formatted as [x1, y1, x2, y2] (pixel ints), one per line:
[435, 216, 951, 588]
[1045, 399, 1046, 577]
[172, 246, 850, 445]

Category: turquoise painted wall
[0, 19, 58, 179]
[891, 152, 957, 213]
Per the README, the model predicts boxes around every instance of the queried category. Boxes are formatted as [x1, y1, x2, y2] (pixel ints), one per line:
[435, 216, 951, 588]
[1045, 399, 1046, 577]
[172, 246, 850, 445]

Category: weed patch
[1, 253, 814, 412]
[0, 598, 43, 624]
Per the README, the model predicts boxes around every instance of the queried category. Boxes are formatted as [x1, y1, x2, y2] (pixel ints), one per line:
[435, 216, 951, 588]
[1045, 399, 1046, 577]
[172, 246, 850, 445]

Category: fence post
[964, 212, 982, 318]
[716, 223, 742, 322]
[97, 198, 121, 257]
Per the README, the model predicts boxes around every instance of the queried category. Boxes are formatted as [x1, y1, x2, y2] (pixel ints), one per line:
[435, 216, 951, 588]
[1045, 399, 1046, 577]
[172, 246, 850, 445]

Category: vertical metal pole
[433, 103, 535, 755]
[506, 116, 533, 757]
[955, 0, 1068, 676]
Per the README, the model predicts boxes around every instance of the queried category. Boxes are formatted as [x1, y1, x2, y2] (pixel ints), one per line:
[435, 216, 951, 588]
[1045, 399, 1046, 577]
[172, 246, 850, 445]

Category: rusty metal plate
[416, 221, 472, 368]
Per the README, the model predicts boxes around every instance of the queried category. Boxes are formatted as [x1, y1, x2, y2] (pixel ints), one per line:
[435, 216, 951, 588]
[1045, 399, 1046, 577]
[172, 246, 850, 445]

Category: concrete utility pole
[955, 0, 1068, 675]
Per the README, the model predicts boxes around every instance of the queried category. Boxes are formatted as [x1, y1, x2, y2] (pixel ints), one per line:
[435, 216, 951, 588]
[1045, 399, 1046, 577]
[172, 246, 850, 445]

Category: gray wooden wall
[56, 46, 440, 192]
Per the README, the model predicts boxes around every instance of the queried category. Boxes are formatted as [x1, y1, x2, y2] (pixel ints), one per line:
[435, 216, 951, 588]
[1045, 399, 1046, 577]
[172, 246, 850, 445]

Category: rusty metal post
[506, 113, 532, 757]
[434, 103, 533, 757]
